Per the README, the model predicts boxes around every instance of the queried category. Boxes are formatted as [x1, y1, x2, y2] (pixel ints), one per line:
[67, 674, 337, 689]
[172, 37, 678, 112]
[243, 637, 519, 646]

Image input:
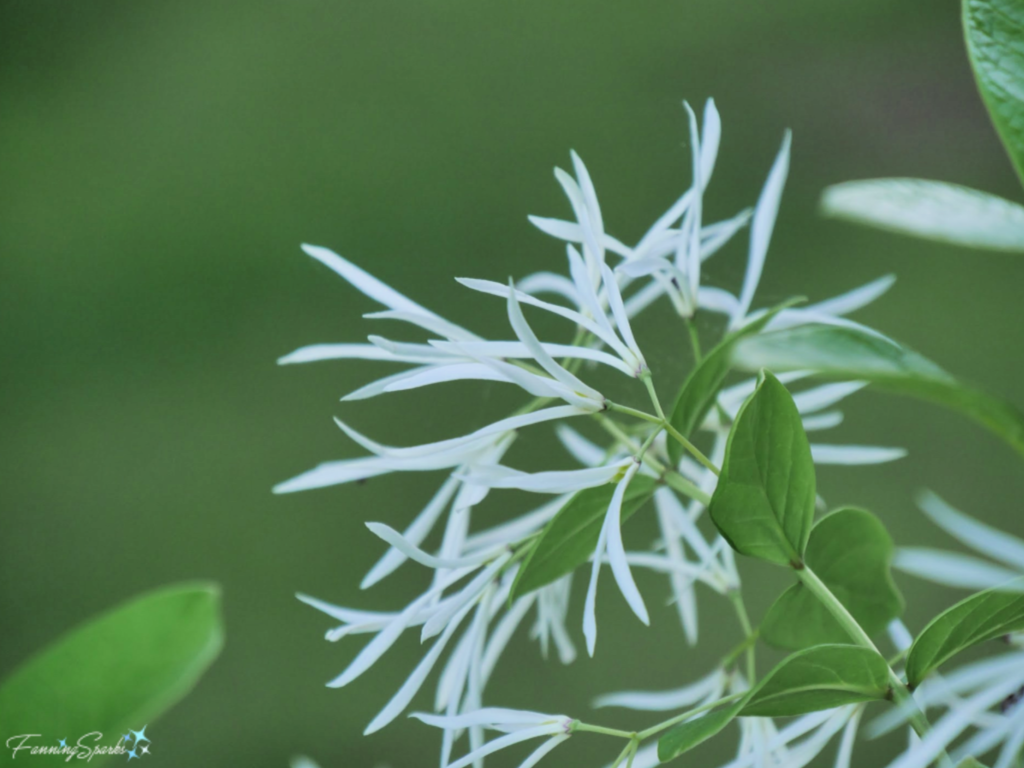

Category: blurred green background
[3, 1, 1024, 765]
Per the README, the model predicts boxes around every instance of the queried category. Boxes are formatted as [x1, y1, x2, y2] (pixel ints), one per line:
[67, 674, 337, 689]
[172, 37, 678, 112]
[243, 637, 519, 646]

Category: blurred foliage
[3, 1, 1024, 766]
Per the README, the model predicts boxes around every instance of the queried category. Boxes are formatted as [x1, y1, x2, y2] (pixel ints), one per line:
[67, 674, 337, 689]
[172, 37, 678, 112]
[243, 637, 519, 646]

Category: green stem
[636, 691, 745, 740]
[662, 421, 720, 476]
[728, 590, 756, 684]
[609, 740, 637, 768]
[605, 400, 720, 477]
[573, 722, 636, 740]
[593, 415, 711, 505]
[795, 566, 935, 742]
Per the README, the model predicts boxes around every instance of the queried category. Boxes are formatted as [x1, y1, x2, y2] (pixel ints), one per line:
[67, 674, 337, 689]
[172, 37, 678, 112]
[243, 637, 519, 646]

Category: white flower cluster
[277, 101, 904, 768]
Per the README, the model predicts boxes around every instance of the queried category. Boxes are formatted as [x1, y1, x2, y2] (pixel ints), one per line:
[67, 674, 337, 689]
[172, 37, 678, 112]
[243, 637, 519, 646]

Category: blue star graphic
[127, 747, 139, 761]
[122, 733, 131, 742]
[58, 738, 67, 748]
[130, 726, 149, 744]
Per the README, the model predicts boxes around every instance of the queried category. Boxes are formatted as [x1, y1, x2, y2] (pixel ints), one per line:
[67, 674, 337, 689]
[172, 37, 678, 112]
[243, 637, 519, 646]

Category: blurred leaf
[761, 508, 903, 650]
[957, 758, 990, 768]
[821, 179, 1024, 251]
[740, 644, 890, 717]
[509, 477, 657, 601]
[666, 300, 799, 466]
[658, 698, 746, 762]
[658, 644, 888, 761]
[965, 0, 1024, 186]
[709, 370, 815, 566]
[734, 325, 1024, 459]
[0, 582, 223, 763]
[906, 577, 1024, 686]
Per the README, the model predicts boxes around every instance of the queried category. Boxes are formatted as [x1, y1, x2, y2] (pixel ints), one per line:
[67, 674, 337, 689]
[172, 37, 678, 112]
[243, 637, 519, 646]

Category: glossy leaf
[658, 644, 889, 762]
[906, 577, 1024, 686]
[741, 644, 890, 717]
[734, 325, 1024, 459]
[708, 370, 815, 566]
[509, 476, 657, 601]
[666, 300, 798, 466]
[0, 583, 223, 762]
[761, 508, 903, 650]
[965, 0, 1024, 186]
[821, 179, 1024, 251]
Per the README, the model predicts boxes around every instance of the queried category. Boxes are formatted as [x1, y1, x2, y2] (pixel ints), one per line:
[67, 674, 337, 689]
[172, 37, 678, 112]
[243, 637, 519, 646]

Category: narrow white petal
[699, 98, 721, 187]
[456, 278, 632, 362]
[296, 593, 397, 626]
[698, 286, 741, 316]
[603, 463, 650, 625]
[278, 343, 397, 365]
[623, 280, 666, 318]
[594, 669, 722, 711]
[600, 262, 645, 370]
[411, 709, 560, 730]
[363, 309, 480, 342]
[302, 244, 434, 315]
[811, 444, 907, 465]
[461, 463, 625, 494]
[556, 424, 610, 468]
[655, 491, 698, 644]
[700, 209, 753, 262]
[894, 548, 1023, 590]
[792, 381, 867, 413]
[515, 735, 569, 768]
[365, 523, 496, 569]
[583, 507, 612, 656]
[463, 497, 565, 552]
[528, 215, 584, 242]
[834, 709, 862, 768]
[382, 363, 513, 393]
[480, 595, 537, 684]
[887, 619, 914, 652]
[731, 131, 791, 328]
[335, 405, 587, 461]
[421, 554, 511, 640]
[342, 366, 437, 402]
[273, 458, 393, 493]
[362, 478, 460, 588]
[517, 271, 580, 305]
[801, 411, 844, 432]
[805, 274, 896, 317]
[554, 166, 603, 272]
[445, 725, 562, 768]
[682, 101, 703, 302]
[917, 489, 1024, 569]
[431, 340, 633, 376]
[571, 150, 604, 244]
[633, 189, 694, 262]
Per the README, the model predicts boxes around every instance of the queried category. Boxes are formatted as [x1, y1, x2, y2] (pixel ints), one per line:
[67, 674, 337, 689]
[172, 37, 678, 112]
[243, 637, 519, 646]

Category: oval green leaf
[708, 370, 815, 566]
[666, 300, 800, 467]
[965, 0, 1024, 187]
[509, 476, 657, 601]
[658, 644, 889, 762]
[906, 577, 1024, 687]
[733, 325, 1024, 459]
[741, 644, 890, 717]
[821, 179, 1024, 252]
[0, 582, 224, 761]
[761, 508, 903, 650]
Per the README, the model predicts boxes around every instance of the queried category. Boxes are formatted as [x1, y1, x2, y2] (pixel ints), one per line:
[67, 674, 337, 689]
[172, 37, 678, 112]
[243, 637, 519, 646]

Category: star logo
[140, 745, 150, 755]
[130, 726, 149, 745]
[127, 748, 138, 761]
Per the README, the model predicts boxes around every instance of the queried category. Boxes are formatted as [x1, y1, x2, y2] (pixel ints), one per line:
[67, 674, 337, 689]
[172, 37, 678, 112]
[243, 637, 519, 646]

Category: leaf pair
[0, 583, 223, 764]
[658, 644, 890, 761]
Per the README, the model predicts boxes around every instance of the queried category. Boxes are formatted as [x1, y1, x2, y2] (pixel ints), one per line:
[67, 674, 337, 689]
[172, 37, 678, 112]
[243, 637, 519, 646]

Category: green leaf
[658, 645, 889, 761]
[733, 325, 1024, 459]
[956, 759, 990, 768]
[666, 300, 799, 467]
[965, 0, 1024, 187]
[708, 370, 815, 566]
[657, 697, 747, 763]
[821, 179, 1024, 252]
[741, 644, 891, 717]
[0, 582, 223, 762]
[906, 577, 1024, 686]
[509, 476, 657, 601]
[761, 508, 904, 650]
